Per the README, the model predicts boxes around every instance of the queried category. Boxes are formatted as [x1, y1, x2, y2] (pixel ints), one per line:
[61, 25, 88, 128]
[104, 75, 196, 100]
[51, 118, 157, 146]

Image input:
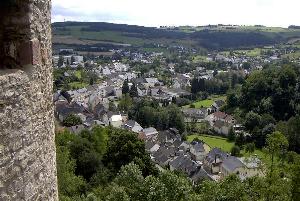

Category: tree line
[56, 126, 300, 201]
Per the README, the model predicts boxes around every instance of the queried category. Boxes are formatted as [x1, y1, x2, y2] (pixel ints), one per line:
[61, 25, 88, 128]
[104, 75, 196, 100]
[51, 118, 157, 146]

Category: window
[0, 0, 35, 70]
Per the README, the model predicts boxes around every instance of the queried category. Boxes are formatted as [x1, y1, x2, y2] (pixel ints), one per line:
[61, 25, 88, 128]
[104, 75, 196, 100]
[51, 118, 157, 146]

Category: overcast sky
[52, 0, 299, 27]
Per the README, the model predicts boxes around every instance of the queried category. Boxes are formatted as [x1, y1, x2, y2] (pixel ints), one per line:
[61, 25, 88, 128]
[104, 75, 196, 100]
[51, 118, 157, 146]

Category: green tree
[143, 175, 167, 201]
[129, 82, 138, 97]
[56, 146, 87, 199]
[103, 128, 157, 176]
[108, 101, 117, 112]
[242, 62, 251, 69]
[266, 131, 289, 172]
[159, 171, 192, 201]
[68, 136, 102, 180]
[105, 183, 130, 201]
[122, 79, 130, 95]
[231, 145, 241, 156]
[58, 55, 64, 67]
[118, 94, 133, 112]
[244, 111, 261, 131]
[63, 114, 83, 127]
[245, 142, 255, 155]
[227, 126, 235, 141]
[114, 163, 144, 200]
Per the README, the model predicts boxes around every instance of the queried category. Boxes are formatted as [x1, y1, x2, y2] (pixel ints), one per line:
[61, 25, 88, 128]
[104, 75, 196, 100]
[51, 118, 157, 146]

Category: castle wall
[0, 0, 58, 200]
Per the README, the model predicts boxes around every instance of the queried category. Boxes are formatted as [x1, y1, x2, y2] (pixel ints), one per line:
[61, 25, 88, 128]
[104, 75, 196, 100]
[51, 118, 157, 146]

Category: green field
[192, 55, 209, 63]
[187, 134, 234, 152]
[69, 82, 88, 90]
[187, 134, 272, 166]
[221, 48, 263, 57]
[183, 95, 226, 109]
[282, 52, 300, 59]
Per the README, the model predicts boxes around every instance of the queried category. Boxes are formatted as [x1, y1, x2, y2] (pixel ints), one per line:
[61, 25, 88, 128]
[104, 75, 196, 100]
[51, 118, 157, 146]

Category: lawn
[187, 134, 273, 167]
[192, 55, 209, 63]
[183, 95, 226, 109]
[187, 134, 234, 153]
[69, 82, 88, 90]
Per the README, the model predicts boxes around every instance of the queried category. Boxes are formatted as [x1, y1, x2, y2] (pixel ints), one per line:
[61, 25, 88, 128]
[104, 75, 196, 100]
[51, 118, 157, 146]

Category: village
[50, 45, 294, 184]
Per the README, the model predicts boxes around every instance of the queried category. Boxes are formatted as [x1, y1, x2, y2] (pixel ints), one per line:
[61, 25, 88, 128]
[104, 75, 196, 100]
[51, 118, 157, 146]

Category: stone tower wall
[0, 0, 58, 200]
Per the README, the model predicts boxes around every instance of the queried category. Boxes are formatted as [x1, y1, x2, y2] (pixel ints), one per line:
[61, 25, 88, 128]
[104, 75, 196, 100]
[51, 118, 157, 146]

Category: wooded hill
[52, 22, 300, 51]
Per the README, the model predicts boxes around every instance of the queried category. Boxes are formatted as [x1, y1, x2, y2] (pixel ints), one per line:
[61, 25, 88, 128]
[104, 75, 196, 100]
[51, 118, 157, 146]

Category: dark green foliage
[240, 65, 299, 121]
[227, 126, 236, 141]
[129, 82, 138, 97]
[227, 90, 239, 108]
[191, 78, 205, 94]
[108, 101, 117, 112]
[231, 145, 241, 156]
[277, 116, 300, 153]
[129, 100, 185, 133]
[63, 114, 82, 127]
[56, 126, 158, 200]
[266, 131, 289, 172]
[58, 55, 64, 67]
[56, 128, 299, 201]
[244, 111, 261, 131]
[103, 128, 158, 176]
[245, 142, 255, 154]
[122, 79, 130, 95]
[118, 94, 133, 112]
[56, 145, 87, 198]
[242, 62, 251, 69]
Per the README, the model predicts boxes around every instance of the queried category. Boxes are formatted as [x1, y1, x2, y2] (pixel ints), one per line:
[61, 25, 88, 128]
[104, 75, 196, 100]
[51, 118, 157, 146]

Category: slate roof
[182, 108, 207, 119]
[123, 120, 136, 128]
[157, 130, 178, 144]
[238, 157, 261, 169]
[145, 141, 155, 151]
[206, 148, 228, 164]
[214, 100, 225, 108]
[222, 156, 244, 172]
[56, 102, 86, 119]
[191, 168, 213, 183]
[143, 127, 158, 135]
[192, 142, 205, 153]
[170, 155, 199, 176]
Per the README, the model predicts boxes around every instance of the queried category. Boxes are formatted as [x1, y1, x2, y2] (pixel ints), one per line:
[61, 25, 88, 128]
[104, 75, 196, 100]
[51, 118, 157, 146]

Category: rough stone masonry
[0, 0, 58, 200]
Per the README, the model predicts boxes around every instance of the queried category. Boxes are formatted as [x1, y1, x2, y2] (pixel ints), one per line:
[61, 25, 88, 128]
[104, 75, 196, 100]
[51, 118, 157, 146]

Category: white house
[109, 114, 123, 128]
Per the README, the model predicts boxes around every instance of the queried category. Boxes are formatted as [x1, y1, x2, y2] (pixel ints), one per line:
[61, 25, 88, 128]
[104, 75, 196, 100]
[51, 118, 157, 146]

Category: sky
[52, 0, 299, 27]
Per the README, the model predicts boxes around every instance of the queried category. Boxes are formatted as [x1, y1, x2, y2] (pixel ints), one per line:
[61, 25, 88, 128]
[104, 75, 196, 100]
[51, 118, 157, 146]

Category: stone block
[18, 38, 41, 66]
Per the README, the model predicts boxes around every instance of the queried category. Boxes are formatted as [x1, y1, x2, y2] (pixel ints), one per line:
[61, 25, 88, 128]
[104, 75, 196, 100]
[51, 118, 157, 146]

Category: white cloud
[52, 0, 300, 27]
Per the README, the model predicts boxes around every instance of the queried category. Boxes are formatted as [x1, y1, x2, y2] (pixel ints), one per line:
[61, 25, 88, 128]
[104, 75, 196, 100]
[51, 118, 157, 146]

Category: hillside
[52, 22, 300, 52]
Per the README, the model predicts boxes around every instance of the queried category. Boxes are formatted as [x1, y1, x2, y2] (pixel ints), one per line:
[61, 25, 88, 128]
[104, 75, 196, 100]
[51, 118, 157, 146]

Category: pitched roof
[192, 142, 205, 153]
[191, 168, 213, 183]
[206, 148, 228, 163]
[143, 127, 158, 136]
[222, 156, 244, 172]
[214, 100, 225, 107]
